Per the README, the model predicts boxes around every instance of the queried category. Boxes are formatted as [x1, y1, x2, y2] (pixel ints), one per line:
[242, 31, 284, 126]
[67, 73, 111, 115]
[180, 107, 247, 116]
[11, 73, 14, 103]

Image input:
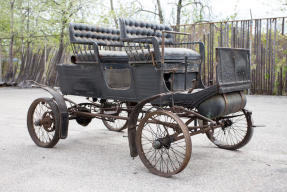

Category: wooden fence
[0, 37, 70, 87]
[174, 16, 287, 95]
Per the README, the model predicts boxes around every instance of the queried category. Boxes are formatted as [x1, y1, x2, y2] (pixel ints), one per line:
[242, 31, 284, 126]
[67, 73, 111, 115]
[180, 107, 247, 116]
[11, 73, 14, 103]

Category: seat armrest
[122, 37, 161, 67]
[71, 41, 100, 63]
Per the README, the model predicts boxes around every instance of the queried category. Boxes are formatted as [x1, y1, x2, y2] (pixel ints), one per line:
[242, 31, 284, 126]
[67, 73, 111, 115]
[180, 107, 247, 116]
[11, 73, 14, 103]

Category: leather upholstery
[119, 18, 174, 44]
[161, 48, 200, 60]
[71, 50, 128, 64]
[69, 23, 127, 64]
[131, 48, 200, 62]
[69, 23, 123, 46]
[69, 21, 200, 65]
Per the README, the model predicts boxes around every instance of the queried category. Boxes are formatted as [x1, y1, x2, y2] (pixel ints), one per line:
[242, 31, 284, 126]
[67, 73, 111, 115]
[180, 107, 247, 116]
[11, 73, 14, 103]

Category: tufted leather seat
[119, 18, 202, 65]
[70, 23, 123, 46]
[119, 18, 174, 44]
[69, 23, 127, 64]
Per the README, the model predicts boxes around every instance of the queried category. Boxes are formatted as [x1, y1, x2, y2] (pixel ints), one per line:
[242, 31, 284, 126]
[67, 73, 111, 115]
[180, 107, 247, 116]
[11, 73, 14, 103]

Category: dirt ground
[0, 88, 286, 192]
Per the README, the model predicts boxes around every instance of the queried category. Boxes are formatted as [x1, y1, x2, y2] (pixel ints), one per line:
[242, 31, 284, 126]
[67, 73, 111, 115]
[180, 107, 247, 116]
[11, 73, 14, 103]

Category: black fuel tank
[197, 92, 246, 119]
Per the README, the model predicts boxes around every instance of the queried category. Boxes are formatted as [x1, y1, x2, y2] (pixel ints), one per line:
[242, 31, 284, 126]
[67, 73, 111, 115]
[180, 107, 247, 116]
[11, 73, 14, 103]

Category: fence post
[248, 20, 253, 95]
[0, 39, 2, 83]
[42, 40, 47, 83]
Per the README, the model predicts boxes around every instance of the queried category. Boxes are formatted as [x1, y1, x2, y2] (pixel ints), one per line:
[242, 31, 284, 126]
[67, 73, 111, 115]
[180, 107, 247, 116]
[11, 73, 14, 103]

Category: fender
[38, 86, 69, 139]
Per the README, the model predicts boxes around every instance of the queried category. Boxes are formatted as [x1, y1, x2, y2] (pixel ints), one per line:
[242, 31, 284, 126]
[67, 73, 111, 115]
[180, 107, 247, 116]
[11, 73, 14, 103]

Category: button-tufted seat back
[69, 23, 123, 46]
[119, 18, 174, 44]
[69, 23, 129, 64]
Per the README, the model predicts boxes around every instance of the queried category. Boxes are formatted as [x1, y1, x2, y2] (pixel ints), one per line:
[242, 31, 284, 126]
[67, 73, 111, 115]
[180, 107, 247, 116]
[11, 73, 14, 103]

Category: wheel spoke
[207, 110, 252, 150]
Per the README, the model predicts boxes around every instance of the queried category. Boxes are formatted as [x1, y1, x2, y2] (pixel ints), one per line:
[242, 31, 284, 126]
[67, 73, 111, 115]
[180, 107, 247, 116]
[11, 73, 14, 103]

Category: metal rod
[74, 111, 129, 120]
[173, 106, 216, 124]
[161, 31, 165, 66]
[184, 56, 187, 90]
[173, 124, 223, 141]
[161, 30, 192, 36]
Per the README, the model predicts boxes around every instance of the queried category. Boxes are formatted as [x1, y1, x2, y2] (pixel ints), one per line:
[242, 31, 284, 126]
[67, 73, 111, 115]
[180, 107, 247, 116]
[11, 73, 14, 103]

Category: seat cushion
[129, 47, 200, 63]
[163, 48, 200, 60]
[99, 50, 128, 62]
[71, 50, 128, 64]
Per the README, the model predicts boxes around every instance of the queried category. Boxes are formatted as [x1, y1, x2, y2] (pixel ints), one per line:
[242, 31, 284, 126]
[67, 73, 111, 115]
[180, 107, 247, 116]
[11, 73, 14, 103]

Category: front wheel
[27, 97, 60, 148]
[206, 109, 253, 150]
[136, 110, 192, 177]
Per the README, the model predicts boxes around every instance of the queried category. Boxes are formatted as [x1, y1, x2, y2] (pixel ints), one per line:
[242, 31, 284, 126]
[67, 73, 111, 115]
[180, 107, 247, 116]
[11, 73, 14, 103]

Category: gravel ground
[0, 88, 286, 192]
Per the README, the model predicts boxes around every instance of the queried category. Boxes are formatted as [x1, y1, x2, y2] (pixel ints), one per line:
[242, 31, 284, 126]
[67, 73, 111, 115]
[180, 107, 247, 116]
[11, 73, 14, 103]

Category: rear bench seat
[119, 18, 201, 64]
[69, 23, 128, 64]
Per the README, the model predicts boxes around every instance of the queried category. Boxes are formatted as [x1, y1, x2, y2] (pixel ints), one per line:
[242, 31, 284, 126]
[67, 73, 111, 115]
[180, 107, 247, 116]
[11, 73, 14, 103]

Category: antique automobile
[27, 18, 253, 177]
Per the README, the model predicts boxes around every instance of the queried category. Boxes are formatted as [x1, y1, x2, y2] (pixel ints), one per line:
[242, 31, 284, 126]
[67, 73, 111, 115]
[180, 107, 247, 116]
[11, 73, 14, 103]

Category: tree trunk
[156, 0, 164, 24]
[27, 0, 31, 52]
[7, 0, 15, 81]
[176, 0, 183, 31]
[48, 20, 65, 86]
[110, 0, 118, 28]
[58, 17, 66, 61]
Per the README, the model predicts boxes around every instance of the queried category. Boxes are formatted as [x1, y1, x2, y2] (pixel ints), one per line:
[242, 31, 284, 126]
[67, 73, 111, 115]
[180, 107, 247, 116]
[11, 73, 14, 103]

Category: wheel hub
[34, 113, 55, 132]
[152, 137, 171, 149]
[222, 119, 233, 128]
[152, 140, 162, 149]
[42, 116, 53, 131]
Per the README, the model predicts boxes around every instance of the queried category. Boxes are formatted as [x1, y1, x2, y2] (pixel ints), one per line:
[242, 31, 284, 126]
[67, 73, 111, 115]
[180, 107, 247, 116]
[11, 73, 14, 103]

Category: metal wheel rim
[136, 110, 191, 177]
[29, 99, 58, 146]
[102, 103, 128, 131]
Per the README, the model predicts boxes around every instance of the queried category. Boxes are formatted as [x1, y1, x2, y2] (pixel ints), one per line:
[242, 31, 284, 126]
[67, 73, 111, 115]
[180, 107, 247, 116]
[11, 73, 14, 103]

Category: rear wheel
[27, 98, 60, 148]
[136, 110, 191, 177]
[206, 109, 253, 150]
[102, 101, 128, 132]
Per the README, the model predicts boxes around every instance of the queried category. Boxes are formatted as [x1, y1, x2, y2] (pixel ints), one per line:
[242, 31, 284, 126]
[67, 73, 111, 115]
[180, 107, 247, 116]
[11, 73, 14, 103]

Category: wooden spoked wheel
[102, 102, 128, 132]
[136, 110, 191, 177]
[27, 98, 60, 148]
[206, 109, 253, 150]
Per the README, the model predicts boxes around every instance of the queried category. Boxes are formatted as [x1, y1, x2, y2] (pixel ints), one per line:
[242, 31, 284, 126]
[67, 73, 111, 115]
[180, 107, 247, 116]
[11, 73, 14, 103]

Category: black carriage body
[58, 63, 161, 102]
[58, 22, 202, 103]
[58, 20, 251, 112]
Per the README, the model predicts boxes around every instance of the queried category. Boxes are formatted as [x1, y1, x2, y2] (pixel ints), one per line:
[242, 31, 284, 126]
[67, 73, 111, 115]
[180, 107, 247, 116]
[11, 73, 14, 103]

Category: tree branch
[135, 8, 159, 16]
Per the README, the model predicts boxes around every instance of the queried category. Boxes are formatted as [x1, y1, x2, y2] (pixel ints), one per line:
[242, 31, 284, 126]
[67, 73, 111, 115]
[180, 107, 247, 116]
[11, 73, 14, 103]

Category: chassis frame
[27, 81, 253, 177]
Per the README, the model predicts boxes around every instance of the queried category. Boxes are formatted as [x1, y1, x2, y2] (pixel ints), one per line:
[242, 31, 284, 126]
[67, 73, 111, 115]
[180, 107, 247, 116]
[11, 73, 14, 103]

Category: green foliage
[265, 73, 269, 80]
